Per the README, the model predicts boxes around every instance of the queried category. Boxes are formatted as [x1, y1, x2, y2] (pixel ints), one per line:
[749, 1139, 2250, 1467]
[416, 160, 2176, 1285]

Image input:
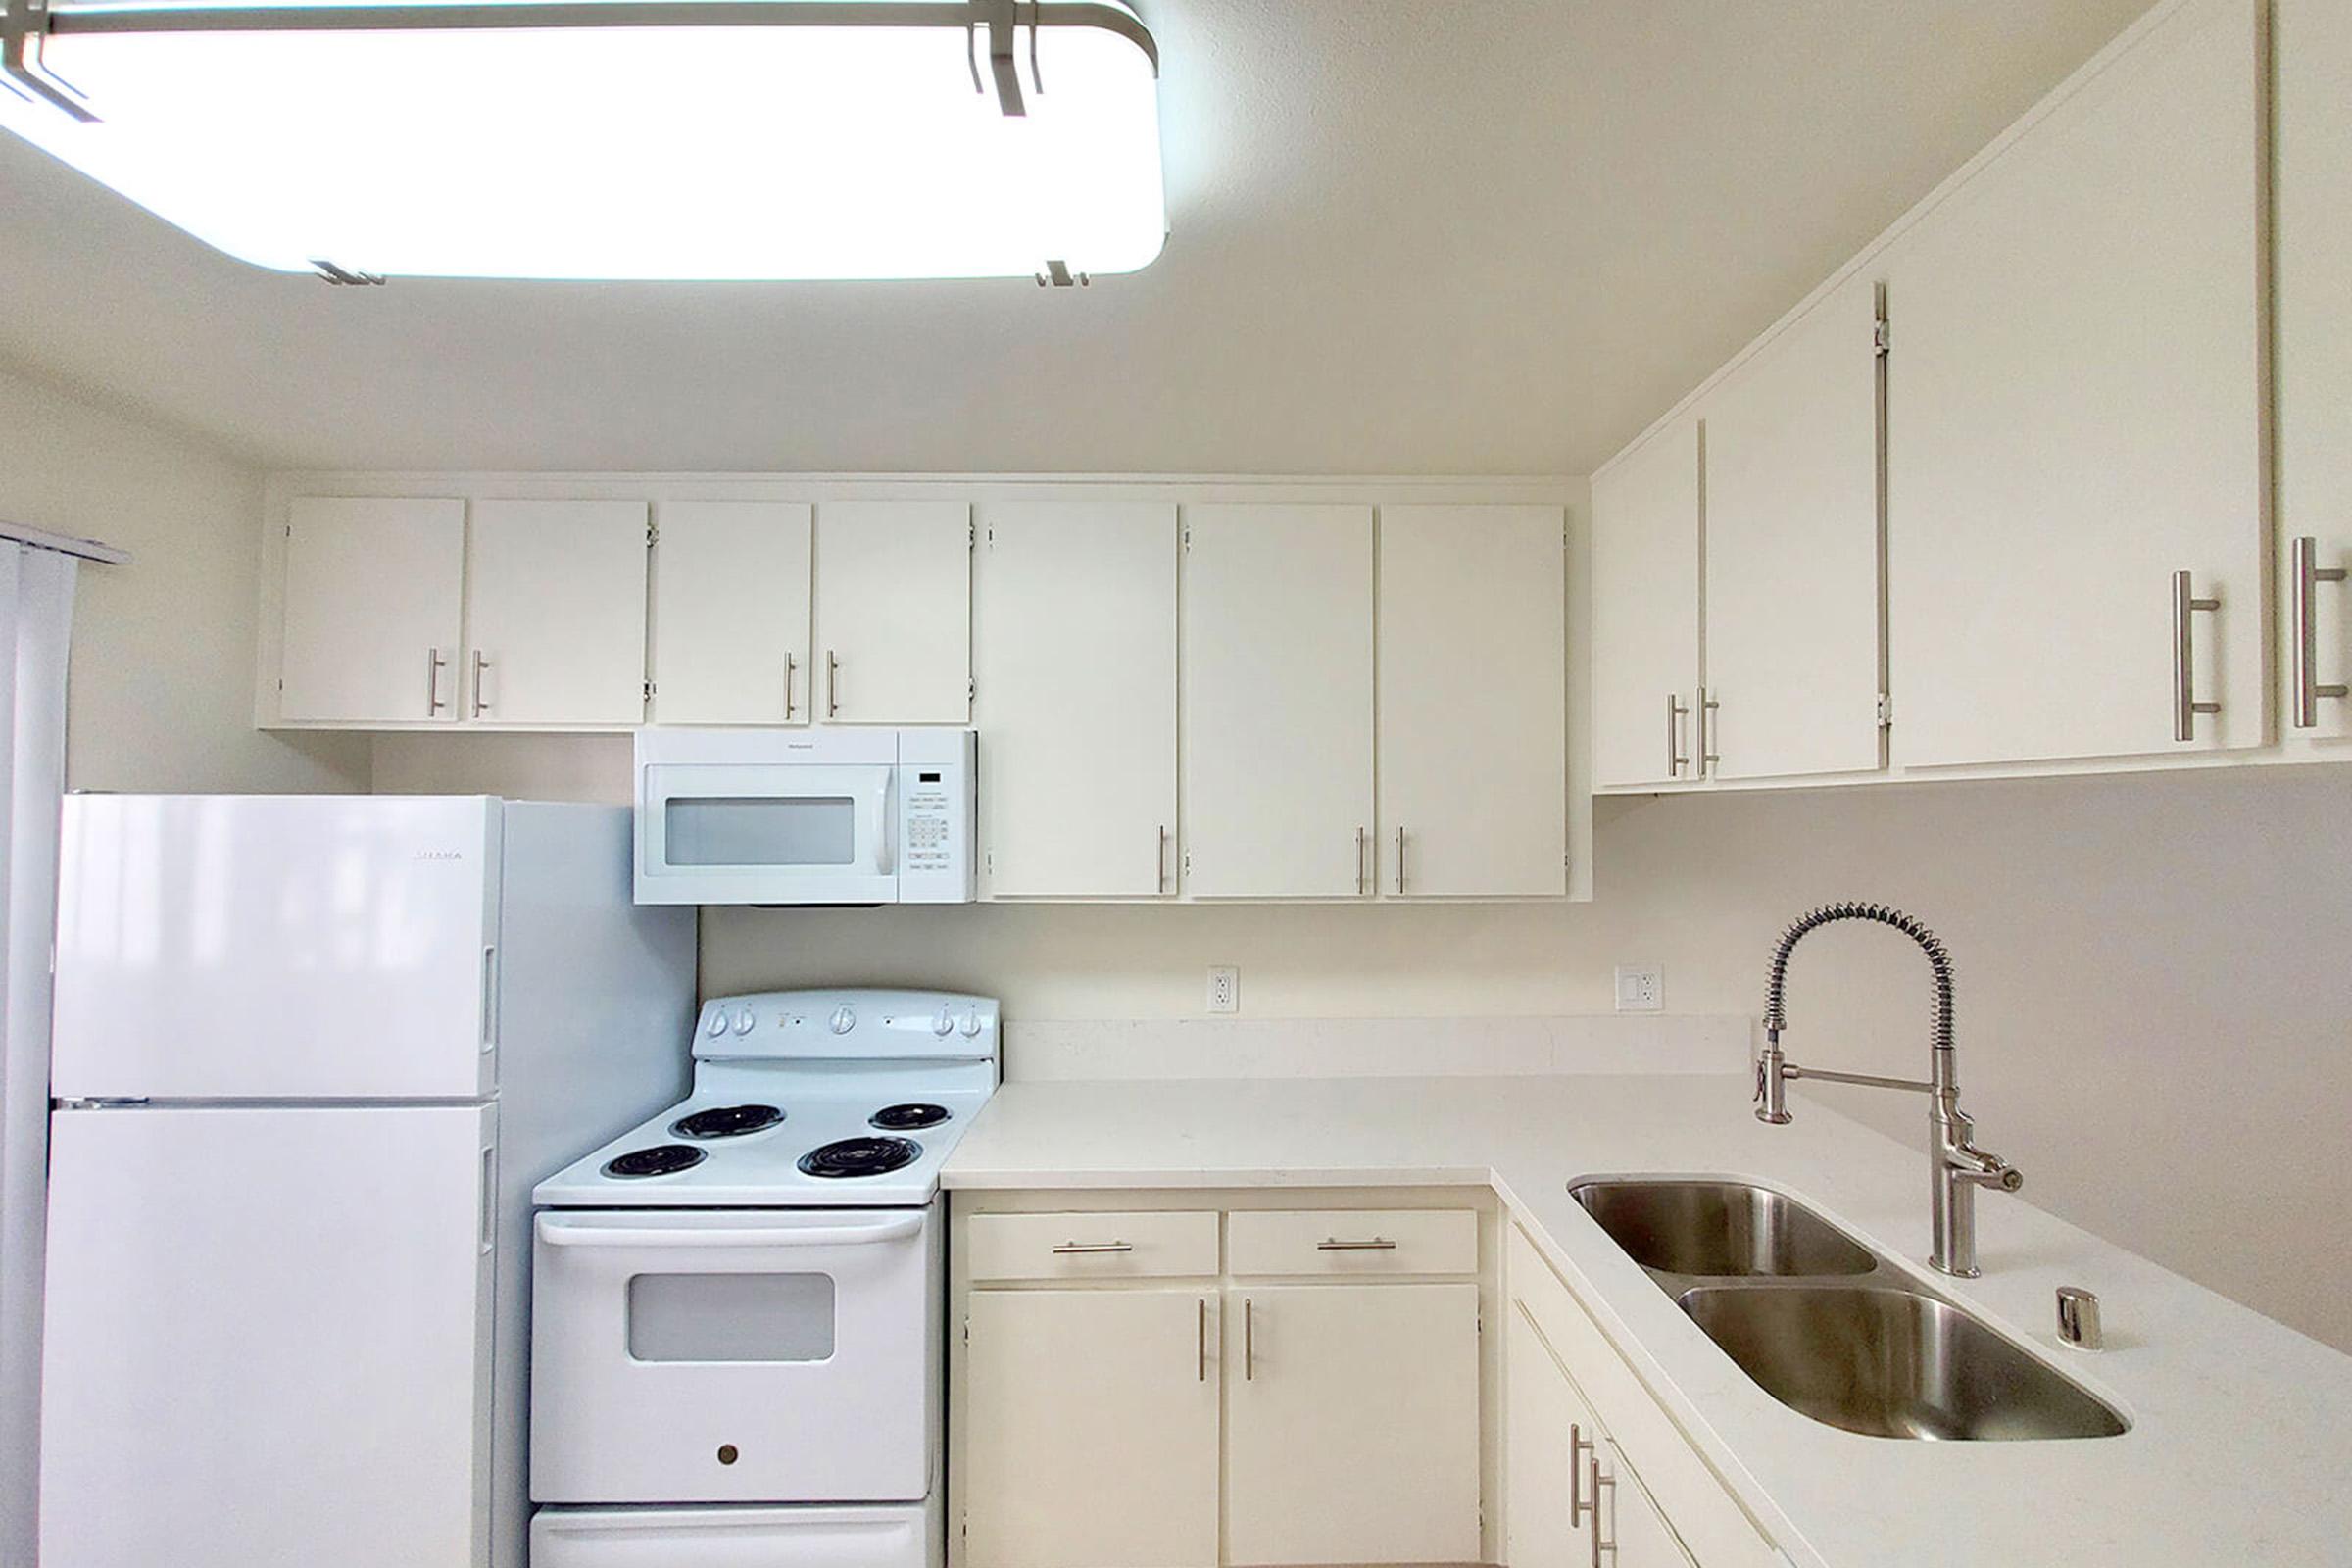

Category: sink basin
[1570, 1180, 1875, 1278]
[1676, 1285, 2129, 1441]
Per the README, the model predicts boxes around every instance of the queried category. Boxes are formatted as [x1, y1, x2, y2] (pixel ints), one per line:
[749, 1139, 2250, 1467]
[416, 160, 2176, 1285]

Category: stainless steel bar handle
[1244, 1297, 1254, 1381]
[1158, 826, 1171, 893]
[425, 648, 448, 715]
[1355, 827, 1369, 896]
[1197, 1298, 1208, 1381]
[1666, 693, 1690, 776]
[783, 651, 798, 719]
[1050, 1241, 1133, 1254]
[2291, 537, 2348, 729]
[1395, 826, 1407, 896]
[2171, 570, 2222, 741]
[469, 650, 492, 717]
[825, 650, 840, 718]
[1315, 1237, 1396, 1251]
[1698, 686, 1721, 771]
[1587, 1454, 1615, 1567]
[1569, 1423, 1593, 1521]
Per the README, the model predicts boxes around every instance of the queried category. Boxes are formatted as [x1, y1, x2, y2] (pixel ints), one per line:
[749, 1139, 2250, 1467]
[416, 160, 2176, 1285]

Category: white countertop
[942, 1071, 2352, 1568]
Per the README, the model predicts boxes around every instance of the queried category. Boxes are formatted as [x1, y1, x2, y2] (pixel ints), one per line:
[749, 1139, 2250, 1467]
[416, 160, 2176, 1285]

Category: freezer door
[53, 794, 501, 1099]
[38, 1104, 498, 1568]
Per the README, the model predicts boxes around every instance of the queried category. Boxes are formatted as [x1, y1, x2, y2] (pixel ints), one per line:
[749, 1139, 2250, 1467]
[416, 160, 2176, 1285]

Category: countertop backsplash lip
[1001, 1013, 1753, 1081]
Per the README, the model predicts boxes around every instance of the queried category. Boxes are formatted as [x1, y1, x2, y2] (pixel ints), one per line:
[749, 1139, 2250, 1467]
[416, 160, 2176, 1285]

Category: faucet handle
[2057, 1287, 2102, 1349]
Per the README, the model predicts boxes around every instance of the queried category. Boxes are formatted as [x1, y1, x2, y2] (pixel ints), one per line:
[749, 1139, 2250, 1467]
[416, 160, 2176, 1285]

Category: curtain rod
[0, 521, 129, 565]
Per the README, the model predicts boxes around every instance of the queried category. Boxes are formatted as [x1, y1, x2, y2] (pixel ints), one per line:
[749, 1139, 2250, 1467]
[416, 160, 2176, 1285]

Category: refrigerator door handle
[479, 946, 499, 1054]
[479, 1146, 497, 1254]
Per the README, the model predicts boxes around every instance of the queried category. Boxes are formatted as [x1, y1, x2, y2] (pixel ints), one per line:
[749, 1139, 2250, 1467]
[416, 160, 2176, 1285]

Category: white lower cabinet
[953, 1198, 1488, 1568]
[1225, 1284, 1481, 1566]
[960, 1288, 1219, 1568]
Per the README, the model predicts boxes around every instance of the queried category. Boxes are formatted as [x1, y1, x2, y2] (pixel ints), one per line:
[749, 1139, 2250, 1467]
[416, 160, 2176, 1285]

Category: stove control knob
[830, 1004, 857, 1035]
[932, 1007, 955, 1037]
[732, 1008, 756, 1036]
[705, 1010, 728, 1038]
[958, 1009, 983, 1038]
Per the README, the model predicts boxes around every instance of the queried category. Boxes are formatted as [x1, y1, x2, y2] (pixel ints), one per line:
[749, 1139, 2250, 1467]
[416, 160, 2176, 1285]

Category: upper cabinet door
[1885, 0, 2266, 768]
[973, 502, 1178, 898]
[1377, 504, 1567, 896]
[1590, 418, 1701, 788]
[1701, 274, 1885, 781]
[279, 497, 466, 724]
[466, 500, 651, 727]
[2278, 0, 2352, 748]
[813, 501, 972, 724]
[1182, 504, 1374, 899]
[650, 501, 813, 725]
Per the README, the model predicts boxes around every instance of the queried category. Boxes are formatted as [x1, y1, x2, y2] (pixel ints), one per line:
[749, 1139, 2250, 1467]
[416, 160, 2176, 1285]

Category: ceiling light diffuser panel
[0, 1, 1167, 280]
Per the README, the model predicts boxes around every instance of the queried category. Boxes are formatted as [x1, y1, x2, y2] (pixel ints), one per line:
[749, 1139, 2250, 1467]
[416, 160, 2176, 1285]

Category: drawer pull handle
[1051, 1241, 1134, 1254]
[1316, 1237, 1397, 1251]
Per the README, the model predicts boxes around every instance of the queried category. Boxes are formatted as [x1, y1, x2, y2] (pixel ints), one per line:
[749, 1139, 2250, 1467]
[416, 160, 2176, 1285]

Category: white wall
[377, 726, 2352, 1353]
[0, 366, 368, 793]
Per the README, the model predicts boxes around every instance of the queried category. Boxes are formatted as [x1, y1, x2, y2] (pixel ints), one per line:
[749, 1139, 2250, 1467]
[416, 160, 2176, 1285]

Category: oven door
[636, 762, 896, 905]
[530, 1206, 941, 1504]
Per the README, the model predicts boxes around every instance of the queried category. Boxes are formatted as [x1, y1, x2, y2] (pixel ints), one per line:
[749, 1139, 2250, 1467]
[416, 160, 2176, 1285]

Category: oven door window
[626, 1272, 837, 1362]
[663, 797, 856, 868]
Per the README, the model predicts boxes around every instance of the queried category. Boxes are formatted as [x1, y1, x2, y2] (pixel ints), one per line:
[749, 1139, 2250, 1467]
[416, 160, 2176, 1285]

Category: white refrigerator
[36, 795, 696, 1568]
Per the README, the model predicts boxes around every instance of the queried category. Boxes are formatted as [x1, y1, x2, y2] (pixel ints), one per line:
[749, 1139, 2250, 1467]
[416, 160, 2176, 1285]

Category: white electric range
[528, 988, 998, 1568]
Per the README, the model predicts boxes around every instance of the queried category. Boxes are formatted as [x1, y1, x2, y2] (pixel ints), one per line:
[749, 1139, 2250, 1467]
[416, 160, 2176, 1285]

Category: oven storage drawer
[531, 1504, 932, 1568]
[964, 1210, 1220, 1282]
[1226, 1208, 1478, 1277]
[530, 1207, 942, 1505]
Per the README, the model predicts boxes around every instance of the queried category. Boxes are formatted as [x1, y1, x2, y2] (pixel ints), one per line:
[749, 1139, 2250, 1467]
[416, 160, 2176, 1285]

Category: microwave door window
[627, 1272, 837, 1362]
[664, 797, 857, 867]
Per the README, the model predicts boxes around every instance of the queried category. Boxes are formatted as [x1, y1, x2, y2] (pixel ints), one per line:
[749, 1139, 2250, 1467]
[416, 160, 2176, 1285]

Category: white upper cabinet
[278, 497, 466, 724]
[812, 501, 972, 724]
[465, 500, 651, 727]
[1590, 418, 1701, 789]
[650, 501, 812, 725]
[1885, 0, 2266, 767]
[1377, 504, 1567, 895]
[973, 502, 1178, 899]
[1701, 273, 1885, 781]
[2278, 0, 2352, 749]
[1181, 504, 1375, 899]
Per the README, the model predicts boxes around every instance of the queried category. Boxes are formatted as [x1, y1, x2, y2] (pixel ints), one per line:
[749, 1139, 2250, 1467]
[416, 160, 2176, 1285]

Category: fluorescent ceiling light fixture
[0, 0, 1167, 280]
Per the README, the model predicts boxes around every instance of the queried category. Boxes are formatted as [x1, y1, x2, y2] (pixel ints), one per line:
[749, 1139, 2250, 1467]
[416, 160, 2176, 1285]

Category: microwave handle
[873, 768, 897, 877]
[541, 1216, 925, 1250]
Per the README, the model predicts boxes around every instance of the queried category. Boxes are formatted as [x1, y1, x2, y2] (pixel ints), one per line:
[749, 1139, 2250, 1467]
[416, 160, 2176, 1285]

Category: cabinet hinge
[968, 518, 977, 549]
[1877, 691, 1893, 727]
[961, 1316, 969, 1346]
[967, 677, 977, 704]
[1182, 525, 1192, 551]
[984, 850, 994, 874]
[646, 520, 658, 546]
[1873, 316, 1891, 358]
[644, 679, 656, 702]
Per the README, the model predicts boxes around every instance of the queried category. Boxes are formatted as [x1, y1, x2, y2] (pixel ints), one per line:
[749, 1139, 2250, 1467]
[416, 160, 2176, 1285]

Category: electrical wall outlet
[1207, 965, 1240, 1014]
[1614, 963, 1663, 1013]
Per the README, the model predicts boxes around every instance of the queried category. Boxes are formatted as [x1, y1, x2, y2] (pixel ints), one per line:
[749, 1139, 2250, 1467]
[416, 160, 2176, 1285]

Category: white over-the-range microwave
[633, 727, 975, 905]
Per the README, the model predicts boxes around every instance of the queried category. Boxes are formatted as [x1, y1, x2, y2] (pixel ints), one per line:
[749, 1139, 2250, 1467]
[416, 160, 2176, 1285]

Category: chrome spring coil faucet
[1754, 902, 2022, 1278]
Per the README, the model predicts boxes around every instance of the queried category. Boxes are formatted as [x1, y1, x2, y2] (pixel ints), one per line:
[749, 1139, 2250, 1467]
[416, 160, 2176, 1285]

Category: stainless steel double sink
[1569, 1179, 2127, 1441]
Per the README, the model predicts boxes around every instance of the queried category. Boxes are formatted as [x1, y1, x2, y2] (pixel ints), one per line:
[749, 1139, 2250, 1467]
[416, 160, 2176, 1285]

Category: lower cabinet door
[961, 1289, 1219, 1568]
[1604, 1446, 1699, 1568]
[1506, 1303, 1597, 1568]
[1226, 1284, 1481, 1566]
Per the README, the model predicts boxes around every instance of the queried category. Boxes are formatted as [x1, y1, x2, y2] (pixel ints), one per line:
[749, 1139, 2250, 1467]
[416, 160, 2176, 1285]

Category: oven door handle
[538, 1216, 925, 1249]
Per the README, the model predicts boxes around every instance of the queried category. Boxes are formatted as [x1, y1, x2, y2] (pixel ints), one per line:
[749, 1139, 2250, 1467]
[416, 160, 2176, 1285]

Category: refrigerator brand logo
[412, 849, 466, 861]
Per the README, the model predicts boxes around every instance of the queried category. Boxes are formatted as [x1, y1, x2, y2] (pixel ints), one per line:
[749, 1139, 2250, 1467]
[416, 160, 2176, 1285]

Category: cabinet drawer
[1508, 1224, 1782, 1568]
[965, 1212, 1218, 1282]
[1228, 1209, 1477, 1278]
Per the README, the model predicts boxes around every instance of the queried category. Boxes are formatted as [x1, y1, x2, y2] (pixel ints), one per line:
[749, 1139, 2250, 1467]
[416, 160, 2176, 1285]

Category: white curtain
[0, 542, 79, 1568]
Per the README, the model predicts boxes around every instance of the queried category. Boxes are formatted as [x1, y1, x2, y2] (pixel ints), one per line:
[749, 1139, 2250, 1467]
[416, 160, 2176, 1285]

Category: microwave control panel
[894, 729, 975, 902]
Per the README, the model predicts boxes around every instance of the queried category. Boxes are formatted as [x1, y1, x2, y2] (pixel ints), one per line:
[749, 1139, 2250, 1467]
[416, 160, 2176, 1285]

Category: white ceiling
[0, 0, 2153, 477]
